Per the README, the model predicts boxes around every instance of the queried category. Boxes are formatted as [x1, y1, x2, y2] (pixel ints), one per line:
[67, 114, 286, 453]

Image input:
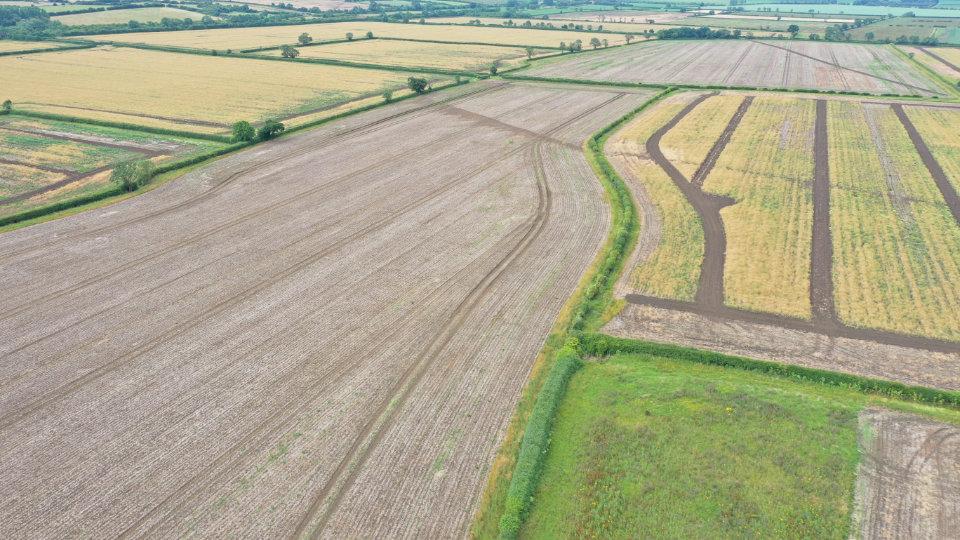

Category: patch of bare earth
[852, 408, 960, 539]
[0, 81, 654, 538]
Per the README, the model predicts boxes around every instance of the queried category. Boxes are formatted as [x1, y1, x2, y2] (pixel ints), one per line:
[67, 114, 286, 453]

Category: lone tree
[525, 46, 535, 59]
[280, 45, 299, 58]
[257, 120, 285, 140]
[382, 88, 393, 102]
[231, 120, 255, 142]
[298, 32, 312, 45]
[602, 38, 608, 47]
[559, 41, 566, 53]
[571, 39, 583, 52]
[490, 63, 498, 75]
[865, 31, 875, 41]
[1, 99, 11, 113]
[366, 31, 373, 38]
[625, 33, 634, 43]
[111, 159, 155, 192]
[590, 37, 601, 49]
[787, 24, 799, 34]
[346, 32, 354, 40]
[407, 76, 428, 93]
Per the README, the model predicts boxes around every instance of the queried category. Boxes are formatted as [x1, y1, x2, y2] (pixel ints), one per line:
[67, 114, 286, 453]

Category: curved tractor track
[0, 81, 653, 538]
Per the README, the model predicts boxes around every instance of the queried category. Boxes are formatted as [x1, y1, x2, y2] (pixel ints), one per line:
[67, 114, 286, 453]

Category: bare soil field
[522, 40, 945, 96]
[853, 408, 960, 538]
[0, 81, 653, 538]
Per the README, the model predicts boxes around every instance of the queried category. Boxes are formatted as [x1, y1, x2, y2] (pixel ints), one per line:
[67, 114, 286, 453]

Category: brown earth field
[0, 80, 654, 538]
[522, 39, 945, 96]
[852, 408, 960, 538]
[605, 90, 960, 391]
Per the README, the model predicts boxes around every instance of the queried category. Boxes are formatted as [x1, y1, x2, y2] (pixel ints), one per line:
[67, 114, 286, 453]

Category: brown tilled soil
[811, 99, 837, 325]
[0, 80, 654, 538]
[853, 408, 960, 539]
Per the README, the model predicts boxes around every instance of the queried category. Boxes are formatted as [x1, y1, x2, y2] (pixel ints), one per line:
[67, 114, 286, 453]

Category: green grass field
[519, 353, 960, 539]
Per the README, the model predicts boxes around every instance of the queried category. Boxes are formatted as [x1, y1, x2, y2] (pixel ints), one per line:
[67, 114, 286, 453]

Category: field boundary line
[892, 103, 960, 226]
[0, 43, 95, 57]
[576, 331, 960, 406]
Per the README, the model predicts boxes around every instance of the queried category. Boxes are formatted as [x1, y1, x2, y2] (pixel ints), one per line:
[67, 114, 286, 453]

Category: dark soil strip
[647, 92, 736, 307]
[0, 158, 76, 176]
[24, 103, 229, 129]
[624, 293, 960, 354]
[691, 95, 754, 187]
[754, 41, 940, 95]
[892, 103, 960, 227]
[918, 46, 960, 74]
[812, 100, 837, 325]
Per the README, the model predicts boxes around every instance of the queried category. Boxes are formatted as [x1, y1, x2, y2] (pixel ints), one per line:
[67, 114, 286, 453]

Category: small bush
[231, 120, 255, 142]
[257, 120, 285, 140]
[110, 159, 155, 192]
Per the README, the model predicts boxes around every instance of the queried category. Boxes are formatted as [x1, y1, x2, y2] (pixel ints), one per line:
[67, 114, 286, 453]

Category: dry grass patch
[704, 96, 815, 319]
[90, 21, 628, 50]
[0, 46, 417, 130]
[828, 100, 960, 341]
[906, 105, 960, 197]
[660, 94, 745, 179]
[0, 40, 64, 53]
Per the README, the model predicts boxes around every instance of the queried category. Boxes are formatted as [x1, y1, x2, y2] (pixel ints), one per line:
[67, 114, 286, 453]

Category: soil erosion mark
[812, 100, 837, 325]
[646, 92, 736, 307]
[892, 103, 960, 227]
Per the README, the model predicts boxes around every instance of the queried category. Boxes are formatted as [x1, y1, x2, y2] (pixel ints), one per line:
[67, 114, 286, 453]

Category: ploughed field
[604, 91, 960, 388]
[522, 39, 944, 96]
[0, 81, 653, 538]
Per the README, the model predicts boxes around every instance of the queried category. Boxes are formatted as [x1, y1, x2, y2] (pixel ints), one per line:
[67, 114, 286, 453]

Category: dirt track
[892, 103, 960, 227]
[811, 99, 837, 325]
[853, 408, 960, 539]
[0, 81, 653, 538]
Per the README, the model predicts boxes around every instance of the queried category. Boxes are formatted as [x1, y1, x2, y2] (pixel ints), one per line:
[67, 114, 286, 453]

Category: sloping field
[522, 39, 944, 95]
[0, 46, 423, 132]
[52, 7, 207, 25]
[90, 21, 629, 50]
[0, 81, 653, 538]
[269, 39, 532, 71]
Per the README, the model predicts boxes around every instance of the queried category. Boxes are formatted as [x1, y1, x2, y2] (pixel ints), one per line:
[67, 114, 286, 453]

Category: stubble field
[522, 39, 945, 96]
[0, 81, 654, 538]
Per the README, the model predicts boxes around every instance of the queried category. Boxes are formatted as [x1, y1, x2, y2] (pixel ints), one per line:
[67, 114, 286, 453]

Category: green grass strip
[9, 109, 231, 143]
[576, 332, 960, 407]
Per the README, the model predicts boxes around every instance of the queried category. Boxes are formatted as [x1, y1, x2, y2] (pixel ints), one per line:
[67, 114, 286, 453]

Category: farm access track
[0, 80, 653, 538]
[625, 93, 960, 355]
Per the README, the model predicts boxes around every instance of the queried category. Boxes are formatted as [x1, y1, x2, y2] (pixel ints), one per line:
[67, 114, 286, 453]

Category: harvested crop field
[0, 115, 224, 217]
[0, 81, 654, 538]
[52, 7, 208, 25]
[91, 21, 628, 50]
[269, 39, 534, 71]
[0, 40, 66, 53]
[0, 46, 425, 132]
[523, 39, 945, 95]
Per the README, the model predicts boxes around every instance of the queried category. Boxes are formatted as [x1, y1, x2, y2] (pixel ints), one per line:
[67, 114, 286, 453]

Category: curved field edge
[470, 88, 675, 540]
[0, 79, 471, 232]
[472, 87, 960, 539]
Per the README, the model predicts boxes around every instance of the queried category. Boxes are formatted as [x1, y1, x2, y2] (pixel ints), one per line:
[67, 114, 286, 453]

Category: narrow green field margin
[520, 353, 960, 539]
[471, 87, 676, 540]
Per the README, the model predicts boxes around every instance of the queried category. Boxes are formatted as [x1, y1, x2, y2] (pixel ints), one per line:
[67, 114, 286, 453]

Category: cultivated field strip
[0, 81, 652, 538]
[522, 40, 944, 96]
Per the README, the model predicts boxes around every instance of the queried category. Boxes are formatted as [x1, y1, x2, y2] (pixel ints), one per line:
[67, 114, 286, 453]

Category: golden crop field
[828, 100, 960, 341]
[0, 40, 64, 53]
[660, 94, 744, 179]
[703, 96, 815, 319]
[90, 21, 629, 50]
[611, 94, 705, 301]
[428, 16, 675, 36]
[907, 105, 960, 196]
[0, 46, 419, 131]
[270, 39, 533, 71]
[52, 7, 208, 26]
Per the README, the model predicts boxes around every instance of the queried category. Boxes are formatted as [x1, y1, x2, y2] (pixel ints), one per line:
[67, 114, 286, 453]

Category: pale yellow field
[829, 101, 960, 341]
[89, 21, 629, 50]
[907, 105, 960, 197]
[0, 46, 418, 130]
[927, 46, 960, 70]
[0, 40, 64, 53]
[660, 94, 744, 179]
[52, 7, 209, 26]
[704, 96, 815, 319]
[428, 17, 671, 36]
[270, 39, 533, 71]
[901, 46, 960, 79]
[612, 93, 705, 301]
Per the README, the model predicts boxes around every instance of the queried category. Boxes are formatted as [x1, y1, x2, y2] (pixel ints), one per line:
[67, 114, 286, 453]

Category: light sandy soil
[853, 408, 960, 539]
[0, 81, 654, 538]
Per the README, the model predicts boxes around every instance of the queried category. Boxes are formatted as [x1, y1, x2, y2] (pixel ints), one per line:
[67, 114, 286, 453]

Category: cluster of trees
[656, 27, 742, 40]
[231, 119, 285, 143]
[110, 159, 155, 192]
[0, 5, 63, 40]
